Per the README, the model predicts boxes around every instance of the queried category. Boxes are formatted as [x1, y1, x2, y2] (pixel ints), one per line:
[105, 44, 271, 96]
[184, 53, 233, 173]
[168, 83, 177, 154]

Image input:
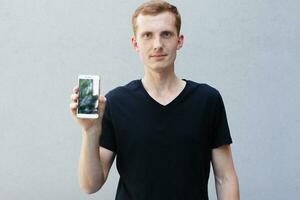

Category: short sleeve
[211, 91, 232, 149]
[99, 99, 117, 152]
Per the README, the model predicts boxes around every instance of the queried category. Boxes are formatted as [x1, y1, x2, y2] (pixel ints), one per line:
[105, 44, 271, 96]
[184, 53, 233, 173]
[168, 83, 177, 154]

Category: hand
[70, 85, 107, 134]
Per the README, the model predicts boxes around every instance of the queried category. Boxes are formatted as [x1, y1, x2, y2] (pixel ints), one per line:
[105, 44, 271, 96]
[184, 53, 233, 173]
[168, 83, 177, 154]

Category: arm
[70, 86, 115, 194]
[79, 129, 115, 194]
[211, 145, 240, 200]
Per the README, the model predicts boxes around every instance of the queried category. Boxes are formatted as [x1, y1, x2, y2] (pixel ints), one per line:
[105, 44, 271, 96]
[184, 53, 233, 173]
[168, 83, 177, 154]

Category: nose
[153, 36, 163, 51]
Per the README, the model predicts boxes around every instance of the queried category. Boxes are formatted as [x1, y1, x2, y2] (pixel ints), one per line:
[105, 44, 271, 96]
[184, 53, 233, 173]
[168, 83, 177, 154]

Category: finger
[70, 102, 78, 113]
[70, 93, 78, 101]
[73, 85, 79, 94]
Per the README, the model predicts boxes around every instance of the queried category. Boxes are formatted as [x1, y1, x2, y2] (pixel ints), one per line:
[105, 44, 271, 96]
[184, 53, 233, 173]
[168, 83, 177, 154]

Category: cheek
[139, 44, 151, 54]
[138, 48, 148, 60]
[168, 43, 178, 54]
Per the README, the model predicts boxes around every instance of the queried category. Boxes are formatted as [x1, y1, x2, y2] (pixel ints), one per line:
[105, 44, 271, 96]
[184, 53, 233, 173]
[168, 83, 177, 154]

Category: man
[70, 1, 240, 199]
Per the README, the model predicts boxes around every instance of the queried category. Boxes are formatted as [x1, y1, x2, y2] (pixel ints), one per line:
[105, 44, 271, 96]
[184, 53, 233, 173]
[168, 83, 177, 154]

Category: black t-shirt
[100, 79, 232, 200]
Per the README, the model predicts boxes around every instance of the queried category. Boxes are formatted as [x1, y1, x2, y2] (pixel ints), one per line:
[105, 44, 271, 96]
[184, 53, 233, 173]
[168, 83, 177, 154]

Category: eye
[142, 32, 152, 39]
[161, 31, 173, 38]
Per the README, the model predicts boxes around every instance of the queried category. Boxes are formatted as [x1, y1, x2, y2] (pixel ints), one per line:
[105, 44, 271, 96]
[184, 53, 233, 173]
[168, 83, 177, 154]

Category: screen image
[78, 79, 98, 114]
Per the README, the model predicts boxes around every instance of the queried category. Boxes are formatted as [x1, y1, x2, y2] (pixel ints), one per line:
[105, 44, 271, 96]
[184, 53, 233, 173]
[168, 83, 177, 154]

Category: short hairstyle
[132, 0, 181, 36]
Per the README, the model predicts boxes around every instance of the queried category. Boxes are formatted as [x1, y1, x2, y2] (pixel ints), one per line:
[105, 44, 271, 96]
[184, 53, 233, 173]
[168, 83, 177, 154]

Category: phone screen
[78, 78, 99, 115]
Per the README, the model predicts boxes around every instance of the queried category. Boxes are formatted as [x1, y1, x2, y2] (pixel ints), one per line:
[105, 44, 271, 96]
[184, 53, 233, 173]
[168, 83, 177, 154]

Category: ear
[131, 36, 139, 52]
[176, 34, 184, 50]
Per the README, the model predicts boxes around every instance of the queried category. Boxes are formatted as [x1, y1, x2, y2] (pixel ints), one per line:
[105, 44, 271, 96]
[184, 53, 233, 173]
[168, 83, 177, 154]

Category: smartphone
[77, 75, 100, 118]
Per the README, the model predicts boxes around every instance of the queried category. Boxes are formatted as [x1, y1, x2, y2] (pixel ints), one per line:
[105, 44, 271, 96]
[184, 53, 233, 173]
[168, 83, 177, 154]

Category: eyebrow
[140, 30, 175, 35]
[140, 31, 152, 35]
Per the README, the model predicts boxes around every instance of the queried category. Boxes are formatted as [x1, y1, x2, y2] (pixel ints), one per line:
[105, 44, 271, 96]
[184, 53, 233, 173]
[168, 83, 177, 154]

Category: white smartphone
[77, 75, 100, 119]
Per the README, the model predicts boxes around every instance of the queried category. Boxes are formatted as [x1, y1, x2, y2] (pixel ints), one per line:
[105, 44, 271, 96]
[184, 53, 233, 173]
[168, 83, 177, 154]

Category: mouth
[150, 54, 167, 58]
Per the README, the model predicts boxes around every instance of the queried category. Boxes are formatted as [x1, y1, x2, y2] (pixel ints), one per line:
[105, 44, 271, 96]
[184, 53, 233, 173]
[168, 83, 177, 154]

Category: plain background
[1, 0, 299, 199]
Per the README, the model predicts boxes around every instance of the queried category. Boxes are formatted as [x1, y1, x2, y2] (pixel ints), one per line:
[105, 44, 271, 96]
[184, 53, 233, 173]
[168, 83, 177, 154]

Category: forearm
[79, 129, 104, 194]
[215, 173, 240, 200]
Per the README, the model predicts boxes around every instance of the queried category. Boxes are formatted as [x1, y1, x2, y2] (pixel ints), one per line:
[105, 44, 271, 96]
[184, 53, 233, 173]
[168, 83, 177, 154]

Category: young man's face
[132, 12, 184, 72]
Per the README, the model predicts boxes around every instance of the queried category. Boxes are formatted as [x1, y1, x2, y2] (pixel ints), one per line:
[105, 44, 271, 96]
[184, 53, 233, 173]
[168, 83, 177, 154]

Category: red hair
[132, 0, 181, 36]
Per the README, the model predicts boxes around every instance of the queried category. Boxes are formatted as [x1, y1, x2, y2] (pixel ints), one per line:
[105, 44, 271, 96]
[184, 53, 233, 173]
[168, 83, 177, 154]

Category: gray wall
[1, 0, 299, 199]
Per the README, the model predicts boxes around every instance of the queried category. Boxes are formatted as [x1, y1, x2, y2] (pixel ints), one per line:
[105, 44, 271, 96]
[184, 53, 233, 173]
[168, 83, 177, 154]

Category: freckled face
[132, 12, 184, 72]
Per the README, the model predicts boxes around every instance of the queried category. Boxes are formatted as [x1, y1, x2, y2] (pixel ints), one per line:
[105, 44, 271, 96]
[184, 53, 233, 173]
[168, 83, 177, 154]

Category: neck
[141, 66, 183, 94]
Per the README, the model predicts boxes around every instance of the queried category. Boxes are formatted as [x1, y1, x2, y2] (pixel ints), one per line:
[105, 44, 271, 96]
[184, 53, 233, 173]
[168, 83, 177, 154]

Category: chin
[149, 64, 170, 72]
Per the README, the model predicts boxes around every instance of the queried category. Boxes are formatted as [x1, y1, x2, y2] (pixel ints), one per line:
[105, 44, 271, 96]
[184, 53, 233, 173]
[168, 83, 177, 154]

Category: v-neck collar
[138, 79, 189, 108]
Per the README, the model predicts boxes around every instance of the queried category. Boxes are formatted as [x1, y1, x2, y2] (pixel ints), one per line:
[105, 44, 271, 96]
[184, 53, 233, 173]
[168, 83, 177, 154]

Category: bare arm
[211, 145, 240, 200]
[79, 129, 115, 194]
[70, 85, 115, 194]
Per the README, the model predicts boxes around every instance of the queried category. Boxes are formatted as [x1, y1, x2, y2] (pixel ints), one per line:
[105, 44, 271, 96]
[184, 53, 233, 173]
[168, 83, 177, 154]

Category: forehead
[135, 12, 176, 33]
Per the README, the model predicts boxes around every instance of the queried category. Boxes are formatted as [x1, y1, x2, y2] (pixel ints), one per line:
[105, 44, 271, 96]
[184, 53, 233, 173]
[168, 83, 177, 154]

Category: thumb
[98, 95, 107, 118]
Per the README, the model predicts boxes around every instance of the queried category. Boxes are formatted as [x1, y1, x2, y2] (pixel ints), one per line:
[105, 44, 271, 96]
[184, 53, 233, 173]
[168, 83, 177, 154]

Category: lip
[150, 54, 167, 57]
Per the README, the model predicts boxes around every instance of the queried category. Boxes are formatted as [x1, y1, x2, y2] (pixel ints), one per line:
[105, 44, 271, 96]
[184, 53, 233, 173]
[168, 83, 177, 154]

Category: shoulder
[185, 79, 221, 99]
[105, 80, 141, 101]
